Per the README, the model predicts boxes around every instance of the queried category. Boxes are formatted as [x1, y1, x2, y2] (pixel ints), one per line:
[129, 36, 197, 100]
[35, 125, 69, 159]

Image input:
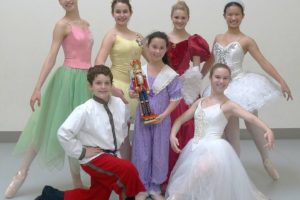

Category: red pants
[64, 154, 145, 200]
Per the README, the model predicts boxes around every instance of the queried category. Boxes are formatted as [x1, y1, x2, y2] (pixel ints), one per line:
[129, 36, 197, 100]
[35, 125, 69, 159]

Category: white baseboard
[0, 129, 299, 143]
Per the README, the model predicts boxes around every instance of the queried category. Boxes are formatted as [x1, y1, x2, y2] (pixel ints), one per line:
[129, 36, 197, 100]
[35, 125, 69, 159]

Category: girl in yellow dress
[95, 0, 145, 160]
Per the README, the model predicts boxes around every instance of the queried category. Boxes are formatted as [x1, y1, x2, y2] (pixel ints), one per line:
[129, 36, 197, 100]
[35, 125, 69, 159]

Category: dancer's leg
[119, 123, 132, 160]
[65, 154, 145, 200]
[244, 110, 279, 180]
[244, 111, 269, 160]
[224, 117, 241, 156]
[5, 148, 37, 198]
[68, 156, 84, 188]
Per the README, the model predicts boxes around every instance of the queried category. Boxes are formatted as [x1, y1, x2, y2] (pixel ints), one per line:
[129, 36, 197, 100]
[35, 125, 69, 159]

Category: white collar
[142, 64, 178, 95]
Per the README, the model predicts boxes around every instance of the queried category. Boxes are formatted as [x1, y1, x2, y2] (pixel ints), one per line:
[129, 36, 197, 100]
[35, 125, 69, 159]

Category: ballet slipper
[5, 170, 28, 198]
[263, 158, 279, 180]
[135, 192, 149, 200]
[150, 192, 165, 200]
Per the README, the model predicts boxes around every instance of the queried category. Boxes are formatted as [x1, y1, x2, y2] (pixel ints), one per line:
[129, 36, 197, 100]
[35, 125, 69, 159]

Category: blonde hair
[171, 0, 190, 18]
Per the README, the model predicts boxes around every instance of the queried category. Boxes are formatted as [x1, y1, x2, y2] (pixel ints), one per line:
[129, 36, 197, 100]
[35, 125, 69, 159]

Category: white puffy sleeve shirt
[58, 97, 129, 164]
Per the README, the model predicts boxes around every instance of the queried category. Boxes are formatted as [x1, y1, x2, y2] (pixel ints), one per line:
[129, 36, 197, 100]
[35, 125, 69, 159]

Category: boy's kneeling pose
[35, 65, 146, 200]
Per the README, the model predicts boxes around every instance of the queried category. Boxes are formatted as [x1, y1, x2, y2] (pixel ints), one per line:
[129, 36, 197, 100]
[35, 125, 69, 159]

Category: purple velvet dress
[131, 71, 182, 193]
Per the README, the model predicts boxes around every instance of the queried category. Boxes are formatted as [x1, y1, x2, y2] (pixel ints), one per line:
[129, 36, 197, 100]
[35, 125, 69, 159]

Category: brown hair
[146, 31, 170, 65]
[111, 0, 132, 13]
[209, 63, 231, 78]
[171, 1, 190, 18]
[87, 65, 113, 85]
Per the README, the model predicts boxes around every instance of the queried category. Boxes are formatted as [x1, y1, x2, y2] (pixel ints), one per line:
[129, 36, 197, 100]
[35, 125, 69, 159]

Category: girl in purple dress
[130, 32, 181, 200]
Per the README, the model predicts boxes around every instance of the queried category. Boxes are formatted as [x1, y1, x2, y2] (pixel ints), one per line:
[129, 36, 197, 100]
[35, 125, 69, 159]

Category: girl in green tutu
[5, 0, 93, 198]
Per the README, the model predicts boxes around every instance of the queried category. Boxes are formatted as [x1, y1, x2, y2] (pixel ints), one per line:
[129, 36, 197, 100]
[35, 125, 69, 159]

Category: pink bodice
[62, 25, 93, 69]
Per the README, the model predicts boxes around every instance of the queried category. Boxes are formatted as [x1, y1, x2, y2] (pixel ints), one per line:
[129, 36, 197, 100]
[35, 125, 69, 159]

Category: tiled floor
[1, 140, 300, 200]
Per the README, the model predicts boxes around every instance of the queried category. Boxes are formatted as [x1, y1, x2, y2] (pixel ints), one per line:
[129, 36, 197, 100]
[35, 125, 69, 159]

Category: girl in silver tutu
[202, 1, 293, 180]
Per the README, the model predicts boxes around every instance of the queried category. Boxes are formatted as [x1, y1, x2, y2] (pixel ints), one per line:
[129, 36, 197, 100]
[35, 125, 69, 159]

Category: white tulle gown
[203, 42, 281, 112]
[166, 101, 268, 200]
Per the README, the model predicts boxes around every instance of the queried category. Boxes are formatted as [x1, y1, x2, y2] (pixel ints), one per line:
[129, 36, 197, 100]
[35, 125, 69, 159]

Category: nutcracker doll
[131, 59, 158, 124]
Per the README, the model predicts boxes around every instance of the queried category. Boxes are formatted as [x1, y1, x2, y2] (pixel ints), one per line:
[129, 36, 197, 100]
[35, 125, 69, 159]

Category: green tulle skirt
[14, 66, 92, 169]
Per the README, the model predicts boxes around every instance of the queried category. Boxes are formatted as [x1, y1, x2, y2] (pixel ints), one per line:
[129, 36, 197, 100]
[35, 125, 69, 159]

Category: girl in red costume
[165, 0, 210, 186]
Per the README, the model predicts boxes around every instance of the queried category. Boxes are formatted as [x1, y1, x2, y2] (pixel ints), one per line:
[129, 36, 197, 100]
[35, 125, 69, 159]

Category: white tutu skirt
[166, 138, 268, 200]
[203, 72, 282, 111]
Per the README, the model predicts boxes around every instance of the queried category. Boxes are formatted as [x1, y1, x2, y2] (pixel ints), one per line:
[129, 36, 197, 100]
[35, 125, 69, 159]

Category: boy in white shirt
[35, 65, 146, 200]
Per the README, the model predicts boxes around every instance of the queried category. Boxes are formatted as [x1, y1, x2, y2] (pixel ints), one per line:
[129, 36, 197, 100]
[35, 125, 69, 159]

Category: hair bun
[225, 0, 245, 9]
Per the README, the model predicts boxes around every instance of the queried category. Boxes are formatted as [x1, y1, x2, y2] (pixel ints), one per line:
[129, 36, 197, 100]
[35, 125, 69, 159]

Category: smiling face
[59, 0, 78, 11]
[210, 65, 231, 94]
[171, 9, 189, 30]
[91, 74, 112, 102]
[112, 2, 132, 26]
[224, 4, 244, 29]
[87, 65, 113, 102]
[147, 37, 168, 63]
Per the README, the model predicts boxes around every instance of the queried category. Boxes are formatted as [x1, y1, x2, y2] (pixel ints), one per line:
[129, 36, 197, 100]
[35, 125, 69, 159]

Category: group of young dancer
[4, 0, 293, 200]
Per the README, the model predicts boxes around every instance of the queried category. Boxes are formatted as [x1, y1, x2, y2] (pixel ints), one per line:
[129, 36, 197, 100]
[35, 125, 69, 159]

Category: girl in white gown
[166, 63, 274, 200]
[202, 1, 293, 180]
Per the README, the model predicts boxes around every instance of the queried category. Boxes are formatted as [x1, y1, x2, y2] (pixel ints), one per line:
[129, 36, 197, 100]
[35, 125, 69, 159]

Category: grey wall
[0, 0, 299, 132]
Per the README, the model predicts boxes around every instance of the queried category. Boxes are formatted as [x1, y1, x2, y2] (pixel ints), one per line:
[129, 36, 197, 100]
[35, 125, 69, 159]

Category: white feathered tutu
[203, 72, 281, 112]
[204, 41, 282, 112]
[180, 66, 203, 105]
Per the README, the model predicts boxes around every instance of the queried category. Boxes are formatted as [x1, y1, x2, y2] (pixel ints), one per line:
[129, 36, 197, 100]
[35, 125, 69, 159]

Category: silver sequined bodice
[213, 42, 245, 78]
[193, 103, 228, 141]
